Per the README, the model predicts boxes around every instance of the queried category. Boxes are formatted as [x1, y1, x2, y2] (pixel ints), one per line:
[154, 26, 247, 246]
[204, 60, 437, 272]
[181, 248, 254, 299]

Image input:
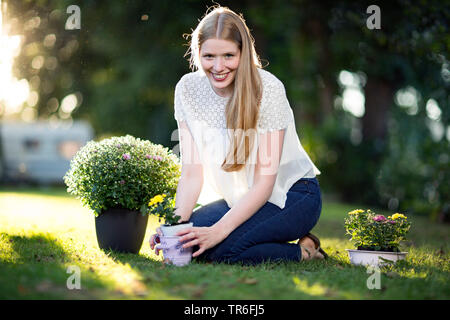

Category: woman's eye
[225, 54, 234, 58]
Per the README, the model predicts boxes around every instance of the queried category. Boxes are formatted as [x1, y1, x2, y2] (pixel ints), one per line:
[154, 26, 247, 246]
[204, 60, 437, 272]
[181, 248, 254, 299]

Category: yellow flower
[148, 194, 164, 207]
[348, 209, 365, 215]
[391, 213, 407, 220]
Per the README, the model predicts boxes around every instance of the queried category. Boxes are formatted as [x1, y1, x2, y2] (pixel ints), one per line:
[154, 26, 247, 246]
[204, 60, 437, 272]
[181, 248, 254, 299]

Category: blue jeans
[188, 177, 322, 265]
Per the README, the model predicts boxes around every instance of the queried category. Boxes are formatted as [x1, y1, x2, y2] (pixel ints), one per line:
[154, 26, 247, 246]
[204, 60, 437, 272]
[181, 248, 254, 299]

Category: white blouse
[174, 68, 320, 209]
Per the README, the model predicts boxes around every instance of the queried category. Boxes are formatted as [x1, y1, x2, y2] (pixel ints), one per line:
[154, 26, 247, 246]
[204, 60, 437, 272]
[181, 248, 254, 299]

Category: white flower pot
[158, 236, 193, 266]
[346, 249, 408, 267]
[154, 222, 194, 266]
[160, 222, 193, 236]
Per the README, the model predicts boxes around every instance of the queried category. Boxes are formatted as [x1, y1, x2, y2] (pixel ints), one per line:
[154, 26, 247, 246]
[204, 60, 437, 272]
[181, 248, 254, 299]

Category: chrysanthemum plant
[64, 135, 180, 216]
[141, 194, 181, 225]
[344, 209, 411, 252]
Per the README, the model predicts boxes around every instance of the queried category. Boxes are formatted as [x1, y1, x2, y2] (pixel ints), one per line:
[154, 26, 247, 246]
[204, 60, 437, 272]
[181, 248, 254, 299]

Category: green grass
[0, 187, 449, 299]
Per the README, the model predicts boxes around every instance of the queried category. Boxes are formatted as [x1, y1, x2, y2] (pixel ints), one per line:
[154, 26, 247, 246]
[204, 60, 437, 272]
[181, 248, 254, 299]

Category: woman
[150, 6, 327, 265]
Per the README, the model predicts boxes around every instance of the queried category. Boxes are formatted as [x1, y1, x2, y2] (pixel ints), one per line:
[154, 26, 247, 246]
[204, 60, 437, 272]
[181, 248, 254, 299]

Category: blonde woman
[150, 6, 328, 265]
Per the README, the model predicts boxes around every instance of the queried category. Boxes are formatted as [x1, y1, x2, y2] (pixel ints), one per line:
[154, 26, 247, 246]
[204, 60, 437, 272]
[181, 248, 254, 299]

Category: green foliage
[316, 0, 450, 220]
[376, 105, 449, 221]
[63, 135, 180, 216]
[310, 113, 381, 204]
[344, 209, 411, 252]
[140, 193, 181, 225]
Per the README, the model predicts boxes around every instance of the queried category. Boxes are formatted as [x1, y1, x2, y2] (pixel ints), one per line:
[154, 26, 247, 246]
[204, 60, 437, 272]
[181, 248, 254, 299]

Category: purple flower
[388, 220, 396, 224]
[119, 180, 125, 185]
[122, 153, 131, 160]
[156, 156, 162, 161]
[145, 154, 151, 159]
[373, 215, 387, 222]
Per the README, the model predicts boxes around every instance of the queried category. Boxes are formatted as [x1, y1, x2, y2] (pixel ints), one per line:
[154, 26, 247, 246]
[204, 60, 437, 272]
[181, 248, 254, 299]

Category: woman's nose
[213, 57, 225, 72]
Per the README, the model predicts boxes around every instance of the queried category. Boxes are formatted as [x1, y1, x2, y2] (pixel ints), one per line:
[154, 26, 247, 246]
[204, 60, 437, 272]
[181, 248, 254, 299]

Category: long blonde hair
[184, 6, 263, 172]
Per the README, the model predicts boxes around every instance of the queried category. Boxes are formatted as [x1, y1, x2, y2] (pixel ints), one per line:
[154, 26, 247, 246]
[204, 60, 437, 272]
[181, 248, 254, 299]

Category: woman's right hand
[149, 227, 163, 255]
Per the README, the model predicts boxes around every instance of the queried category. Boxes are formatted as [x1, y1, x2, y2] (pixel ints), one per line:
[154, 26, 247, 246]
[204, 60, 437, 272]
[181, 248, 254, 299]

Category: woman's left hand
[176, 226, 224, 258]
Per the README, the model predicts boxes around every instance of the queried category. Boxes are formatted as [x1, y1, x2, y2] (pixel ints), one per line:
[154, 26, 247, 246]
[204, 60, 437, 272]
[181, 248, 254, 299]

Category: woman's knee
[188, 200, 229, 227]
[188, 210, 206, 227]
[188, 209, 210, 227]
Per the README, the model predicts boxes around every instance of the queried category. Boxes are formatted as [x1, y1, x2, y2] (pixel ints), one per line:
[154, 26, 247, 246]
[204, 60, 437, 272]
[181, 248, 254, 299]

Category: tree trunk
[362, 77, 395, 144]
[307, 19, 336, 123]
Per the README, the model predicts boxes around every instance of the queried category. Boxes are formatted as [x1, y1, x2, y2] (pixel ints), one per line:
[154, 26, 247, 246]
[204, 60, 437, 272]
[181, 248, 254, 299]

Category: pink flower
[148, 155, 162, 161]
[119, 180, 125, 185]
[122, 153, 131, 160]
[388, 220, 396, 224]
[373, 215, 387, 222]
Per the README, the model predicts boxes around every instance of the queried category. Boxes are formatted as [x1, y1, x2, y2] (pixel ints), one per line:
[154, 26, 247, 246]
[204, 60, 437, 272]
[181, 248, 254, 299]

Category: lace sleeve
[174, 78, 185, 122]
[257, 78, 294, 133]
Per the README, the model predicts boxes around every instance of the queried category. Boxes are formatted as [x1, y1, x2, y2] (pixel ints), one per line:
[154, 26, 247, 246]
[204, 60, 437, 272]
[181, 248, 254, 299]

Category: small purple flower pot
[155, 235, 193, 266]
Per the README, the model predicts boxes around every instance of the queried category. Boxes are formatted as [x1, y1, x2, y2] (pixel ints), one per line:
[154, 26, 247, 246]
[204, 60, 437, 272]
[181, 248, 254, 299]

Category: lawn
[0, 187, 449, 300]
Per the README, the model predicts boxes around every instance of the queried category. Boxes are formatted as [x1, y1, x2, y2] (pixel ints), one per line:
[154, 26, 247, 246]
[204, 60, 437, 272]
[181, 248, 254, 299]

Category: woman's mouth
[212, 72, 229, 81]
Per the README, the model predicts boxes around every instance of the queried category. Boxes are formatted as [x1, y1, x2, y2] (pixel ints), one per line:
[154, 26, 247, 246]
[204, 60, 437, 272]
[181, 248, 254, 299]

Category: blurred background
[0, 0, 448, 222]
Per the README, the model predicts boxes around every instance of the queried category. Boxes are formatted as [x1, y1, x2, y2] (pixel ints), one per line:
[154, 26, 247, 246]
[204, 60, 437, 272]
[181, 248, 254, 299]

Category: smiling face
[199, 38, 241, 98]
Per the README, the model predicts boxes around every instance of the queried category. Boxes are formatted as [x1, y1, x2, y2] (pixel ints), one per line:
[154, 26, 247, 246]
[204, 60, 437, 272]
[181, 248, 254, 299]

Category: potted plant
[344, 209, 411, 266]
[142, 194, 193, 266]
[141, 193, 193, 235]
[64, 135, 180, 253]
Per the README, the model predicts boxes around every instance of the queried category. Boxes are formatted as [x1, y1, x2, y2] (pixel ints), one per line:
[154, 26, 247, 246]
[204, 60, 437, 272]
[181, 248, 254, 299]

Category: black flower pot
[95, 207, 149, 253]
